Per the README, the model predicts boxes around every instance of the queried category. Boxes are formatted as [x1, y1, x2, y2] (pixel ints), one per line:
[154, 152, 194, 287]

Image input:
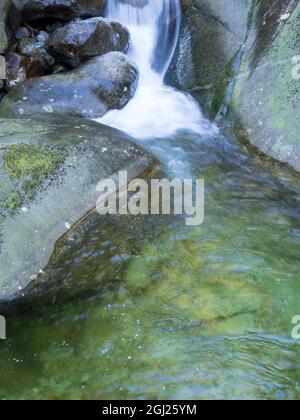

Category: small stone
[15, 27, 31, 41]
[280, 13, 290, 21]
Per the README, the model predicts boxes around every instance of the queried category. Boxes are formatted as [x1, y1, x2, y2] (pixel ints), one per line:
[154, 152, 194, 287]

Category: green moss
[4, 192, 23, 211]
[3, 143, 67, 211]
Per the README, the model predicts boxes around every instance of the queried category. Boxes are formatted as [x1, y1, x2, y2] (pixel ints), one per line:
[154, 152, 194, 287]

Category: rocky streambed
[0, 0, 299, 401]
[0, 0, 161, 302]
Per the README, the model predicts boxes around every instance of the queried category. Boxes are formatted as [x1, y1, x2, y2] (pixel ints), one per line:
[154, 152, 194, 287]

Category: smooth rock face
[14, 0, 106, 22]
[167, 0, 250, 118]
[232, 0, 300, 172]
[0, 114, 158, 302]
[0, 51, 139, 118]
[169, 0, 300, 172]
[47, 17, 130, 68]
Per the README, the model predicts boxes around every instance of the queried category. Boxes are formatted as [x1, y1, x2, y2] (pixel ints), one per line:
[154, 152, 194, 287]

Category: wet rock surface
[0, 52, 139, 118]
[167, 0, 250, 118]
[15, 0, 106, 22]
[232, 0, 300, 172]
[0, 113, 158, 302]
[46, 17, 130, 68]
[169, 0, 300, 172]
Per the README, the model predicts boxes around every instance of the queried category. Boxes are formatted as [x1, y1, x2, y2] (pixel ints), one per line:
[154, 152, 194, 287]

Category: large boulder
[169, 0, 300, 171]
[13, 0, 106, 22]
[46, 17, 130, 68]
[0, 114, 158, 302]
[0, 51, 139, 118]
[167, 0, 250, 118]
[232, 0, 300, 172]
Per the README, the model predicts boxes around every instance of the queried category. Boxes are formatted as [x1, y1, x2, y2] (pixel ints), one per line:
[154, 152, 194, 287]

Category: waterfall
[98, 0, 215, 139]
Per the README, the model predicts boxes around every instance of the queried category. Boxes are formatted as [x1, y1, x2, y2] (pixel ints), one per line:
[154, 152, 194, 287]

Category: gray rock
[167, 0, 250, 118]
[0, 113, 159, 302]
[47, 17, 130, 68]
[0, 51, 139, 118]
[17, 36, 55, 69]
[15, 26, 31, 40]
[169, 0, 300, 171]
[14, 0, 106, 22]
[232, 0, 300, 172]
[0, 0, 21, 54]
[36, 30, 49, 43]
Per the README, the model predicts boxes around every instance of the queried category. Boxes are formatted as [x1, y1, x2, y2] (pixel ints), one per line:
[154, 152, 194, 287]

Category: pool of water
[0, 129, 299, 400]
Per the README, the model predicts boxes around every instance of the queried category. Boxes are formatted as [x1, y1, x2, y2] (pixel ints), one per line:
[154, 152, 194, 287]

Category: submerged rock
[0, 51, 139, 118]
[47, 17, 130, 68]
[0, 113, 158, 302]
[125, 231, 270, 337]
[15, 0, 106, 22]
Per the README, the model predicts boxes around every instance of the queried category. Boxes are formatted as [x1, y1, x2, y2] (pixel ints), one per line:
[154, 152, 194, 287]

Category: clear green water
[0, 130, 299, 400]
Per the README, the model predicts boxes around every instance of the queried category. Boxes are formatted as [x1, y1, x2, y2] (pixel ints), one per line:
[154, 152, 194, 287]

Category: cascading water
[98, 0, 215, 139]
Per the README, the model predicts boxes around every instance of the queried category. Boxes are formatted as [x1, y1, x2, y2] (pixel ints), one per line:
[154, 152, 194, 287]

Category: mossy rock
[0, 114, 158, 302]
[232, 0, 300, 172]
[167, 0, 250, 118]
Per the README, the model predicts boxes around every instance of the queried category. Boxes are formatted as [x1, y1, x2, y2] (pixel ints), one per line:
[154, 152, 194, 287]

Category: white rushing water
[98, 0, 215, 139]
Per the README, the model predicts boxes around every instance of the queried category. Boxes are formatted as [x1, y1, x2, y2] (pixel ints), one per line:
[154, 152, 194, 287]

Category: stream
[0, 0, 299, 400]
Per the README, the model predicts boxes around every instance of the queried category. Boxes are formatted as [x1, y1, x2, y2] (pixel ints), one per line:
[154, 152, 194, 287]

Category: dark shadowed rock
[17, 34, 55, 70]
[0, 113, 159, 302]
[0, 0, 21, 54]
[5, 52, 46, 90]
[15, 0, 106, 22]
[47, 17, 130, 67]
[0, 51, 139, 118]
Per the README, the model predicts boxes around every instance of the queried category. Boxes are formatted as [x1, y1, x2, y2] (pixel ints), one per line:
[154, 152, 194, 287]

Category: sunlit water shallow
[0, 0, 300, 400]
